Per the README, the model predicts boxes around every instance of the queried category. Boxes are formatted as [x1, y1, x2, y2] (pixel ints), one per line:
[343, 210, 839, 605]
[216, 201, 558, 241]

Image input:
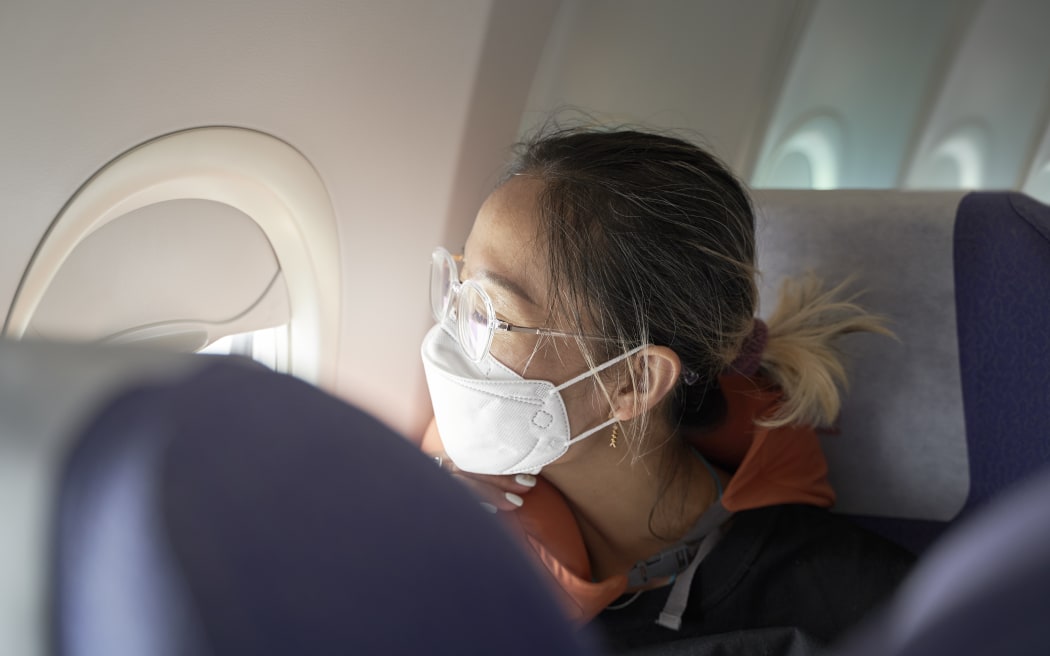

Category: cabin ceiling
[1, 0, 1047, 435]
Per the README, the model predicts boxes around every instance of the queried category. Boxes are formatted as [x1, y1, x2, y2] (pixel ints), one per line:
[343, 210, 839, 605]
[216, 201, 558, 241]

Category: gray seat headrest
[753, 190, 970, 522]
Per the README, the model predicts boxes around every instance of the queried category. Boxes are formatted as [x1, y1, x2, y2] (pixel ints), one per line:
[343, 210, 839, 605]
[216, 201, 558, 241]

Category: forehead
[463, 175, 548, 298]
[472, 175, 544, 242]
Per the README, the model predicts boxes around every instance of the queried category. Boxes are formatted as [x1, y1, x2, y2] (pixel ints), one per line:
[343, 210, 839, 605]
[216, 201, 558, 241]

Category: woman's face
[459, 175, 613, 438]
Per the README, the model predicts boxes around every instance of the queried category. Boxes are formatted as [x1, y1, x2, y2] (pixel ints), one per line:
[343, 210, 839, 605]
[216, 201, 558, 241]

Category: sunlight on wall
[199, 324, 290, 372]
[1024, 162, 1050, 203]
[755, 114, 844, 189]
[907, 122, 989, 190]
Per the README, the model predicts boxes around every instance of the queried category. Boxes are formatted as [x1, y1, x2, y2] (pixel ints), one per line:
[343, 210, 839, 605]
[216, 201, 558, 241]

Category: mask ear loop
[565, 416, 619, 446]
[555, 344, 649, 446]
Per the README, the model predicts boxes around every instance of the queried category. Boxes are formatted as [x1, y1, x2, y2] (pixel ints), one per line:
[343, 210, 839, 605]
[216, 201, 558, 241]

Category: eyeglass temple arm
[496, 321, 612, 342]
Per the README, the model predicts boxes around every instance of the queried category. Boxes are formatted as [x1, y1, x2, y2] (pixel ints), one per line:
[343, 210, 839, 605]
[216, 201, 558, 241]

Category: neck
[540, 418, 721, 582]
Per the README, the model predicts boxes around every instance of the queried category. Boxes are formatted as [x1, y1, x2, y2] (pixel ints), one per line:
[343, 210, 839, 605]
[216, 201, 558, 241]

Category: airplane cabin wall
[2, 0, 1049, 438]
[0, 0, 559, 437]
[903, 0, 1050, 190]
[520, 0, 814, 176]
[520, 0, 1050, 199]
[753, 0, 982, 189]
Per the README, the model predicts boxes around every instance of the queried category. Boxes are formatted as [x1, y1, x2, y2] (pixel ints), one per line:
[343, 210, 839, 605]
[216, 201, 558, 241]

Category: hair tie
[728, 319, 768, 377]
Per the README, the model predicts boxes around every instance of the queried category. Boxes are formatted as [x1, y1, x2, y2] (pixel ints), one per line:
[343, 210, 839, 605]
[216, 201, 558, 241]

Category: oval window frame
[4, 127, 340, 389]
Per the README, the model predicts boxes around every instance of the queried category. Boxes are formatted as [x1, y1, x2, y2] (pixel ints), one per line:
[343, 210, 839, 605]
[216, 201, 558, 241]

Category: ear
[608, 345, 682, 422]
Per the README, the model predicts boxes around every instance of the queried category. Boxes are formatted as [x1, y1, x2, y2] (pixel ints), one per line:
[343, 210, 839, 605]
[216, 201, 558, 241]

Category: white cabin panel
[904, 0, 1050, 189]
[520, 0, 811, 173]
[0, 0, 561, 435]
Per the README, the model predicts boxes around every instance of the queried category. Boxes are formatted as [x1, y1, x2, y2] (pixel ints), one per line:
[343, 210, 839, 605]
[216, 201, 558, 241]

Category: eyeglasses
[430, 246, 596, 363]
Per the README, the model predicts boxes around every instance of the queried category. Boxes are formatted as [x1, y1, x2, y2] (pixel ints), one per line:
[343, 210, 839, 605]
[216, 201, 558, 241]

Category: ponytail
[757, 274, 892, 428]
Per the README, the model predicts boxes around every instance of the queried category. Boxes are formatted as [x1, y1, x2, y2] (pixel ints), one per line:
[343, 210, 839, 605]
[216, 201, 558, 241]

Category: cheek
[488, 333, 544, 375]
[560, 379, 611, 434]
[489, 336, 611, 431]
[489, 332, 565, 377]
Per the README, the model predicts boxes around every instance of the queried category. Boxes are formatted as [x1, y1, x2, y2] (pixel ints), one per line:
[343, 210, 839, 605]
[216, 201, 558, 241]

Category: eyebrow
[475, 269, 538, 307]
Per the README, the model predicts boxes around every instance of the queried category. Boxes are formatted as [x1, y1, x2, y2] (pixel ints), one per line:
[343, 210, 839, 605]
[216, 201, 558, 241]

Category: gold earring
[609, 422, 619, 448]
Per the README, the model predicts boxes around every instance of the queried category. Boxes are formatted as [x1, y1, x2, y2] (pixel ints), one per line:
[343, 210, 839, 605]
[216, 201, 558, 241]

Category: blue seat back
[53, 358, 597, 655]
[0, 341, 596, 655]
[954, 192, 1050, 509]
[835, 463, 1050, 656]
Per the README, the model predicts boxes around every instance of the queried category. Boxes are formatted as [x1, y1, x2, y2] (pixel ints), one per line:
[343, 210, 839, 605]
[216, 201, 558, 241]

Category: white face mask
[420, 324, 645, 475]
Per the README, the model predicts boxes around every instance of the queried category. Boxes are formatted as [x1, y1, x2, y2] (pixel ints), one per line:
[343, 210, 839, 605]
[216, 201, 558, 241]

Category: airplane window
[5, 127, 341, 389]
[198, 324, 289, 373]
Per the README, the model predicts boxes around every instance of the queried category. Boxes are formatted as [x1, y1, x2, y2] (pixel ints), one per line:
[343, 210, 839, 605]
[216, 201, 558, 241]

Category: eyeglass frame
[430, 246, 609, 363]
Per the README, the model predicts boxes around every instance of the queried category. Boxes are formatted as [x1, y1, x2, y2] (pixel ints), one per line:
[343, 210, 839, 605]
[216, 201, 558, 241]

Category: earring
[609, 422, 619, 448]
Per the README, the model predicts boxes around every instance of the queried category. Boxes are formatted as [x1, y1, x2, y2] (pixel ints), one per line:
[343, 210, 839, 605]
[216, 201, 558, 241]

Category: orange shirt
[421, 374, 835, 623]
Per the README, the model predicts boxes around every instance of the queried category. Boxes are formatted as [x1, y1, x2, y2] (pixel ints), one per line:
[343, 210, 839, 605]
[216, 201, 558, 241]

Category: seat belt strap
[656, 524, 726, 631]
[624, 502, 732, 588]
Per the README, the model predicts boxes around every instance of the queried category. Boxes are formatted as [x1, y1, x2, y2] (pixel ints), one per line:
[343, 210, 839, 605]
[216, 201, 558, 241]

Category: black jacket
[593, 505, 916, 654]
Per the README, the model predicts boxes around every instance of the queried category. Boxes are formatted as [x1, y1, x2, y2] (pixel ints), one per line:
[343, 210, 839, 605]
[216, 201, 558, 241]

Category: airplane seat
[752, 190, 1050, 553]
[0, 341, 597, 656]
[951, 192, 1050, 511]
[833, 461, 1050, 656]
[0, 340, 211, 656]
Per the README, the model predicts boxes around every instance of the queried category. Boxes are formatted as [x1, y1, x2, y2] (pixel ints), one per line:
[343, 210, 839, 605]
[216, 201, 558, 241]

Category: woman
[419, 126, 914, 651]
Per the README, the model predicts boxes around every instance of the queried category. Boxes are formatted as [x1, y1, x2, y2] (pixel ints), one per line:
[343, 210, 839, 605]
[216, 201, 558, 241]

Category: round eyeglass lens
[458, 283, 492, 362]
[430, 250, 455, 323]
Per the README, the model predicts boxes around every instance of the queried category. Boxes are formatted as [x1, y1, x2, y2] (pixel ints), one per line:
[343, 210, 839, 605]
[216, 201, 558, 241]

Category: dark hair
[504, 124, 890, 442]
[505, 126, 756, 436]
